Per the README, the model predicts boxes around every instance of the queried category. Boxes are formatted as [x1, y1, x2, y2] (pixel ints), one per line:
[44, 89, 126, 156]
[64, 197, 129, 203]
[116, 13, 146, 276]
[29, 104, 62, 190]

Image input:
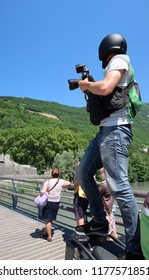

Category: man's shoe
[119, 250, 145, 260]
[75, 219, 109, 236]
[125, 251, 145, 260]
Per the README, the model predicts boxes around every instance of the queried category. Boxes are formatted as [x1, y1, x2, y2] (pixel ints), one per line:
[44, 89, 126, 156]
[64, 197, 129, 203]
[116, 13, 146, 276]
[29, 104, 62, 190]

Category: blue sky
[0, 0, 148, 107]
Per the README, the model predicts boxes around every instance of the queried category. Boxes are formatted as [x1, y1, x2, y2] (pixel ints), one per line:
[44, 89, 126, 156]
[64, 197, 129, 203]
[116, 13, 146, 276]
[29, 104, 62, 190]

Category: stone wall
[0, 154, 38, 176]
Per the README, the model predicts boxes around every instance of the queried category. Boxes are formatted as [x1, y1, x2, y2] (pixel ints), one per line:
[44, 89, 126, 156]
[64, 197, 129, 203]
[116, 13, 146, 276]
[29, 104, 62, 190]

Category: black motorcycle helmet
[98, 33, 127, 68]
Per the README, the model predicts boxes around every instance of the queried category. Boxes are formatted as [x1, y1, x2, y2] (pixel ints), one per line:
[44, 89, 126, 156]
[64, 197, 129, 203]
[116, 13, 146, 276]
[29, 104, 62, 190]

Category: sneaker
[125, 251, 145, 260]
[75, 219, 109, 236]
[119, 250, 145, 260]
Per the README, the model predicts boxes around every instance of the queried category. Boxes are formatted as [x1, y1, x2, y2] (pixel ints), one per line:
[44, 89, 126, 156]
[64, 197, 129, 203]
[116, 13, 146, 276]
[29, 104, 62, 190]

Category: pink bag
[34, 192, 48, 207]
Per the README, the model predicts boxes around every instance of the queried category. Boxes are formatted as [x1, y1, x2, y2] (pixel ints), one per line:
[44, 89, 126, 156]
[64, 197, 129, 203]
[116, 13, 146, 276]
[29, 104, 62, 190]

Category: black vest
[86, 84, 132, 125]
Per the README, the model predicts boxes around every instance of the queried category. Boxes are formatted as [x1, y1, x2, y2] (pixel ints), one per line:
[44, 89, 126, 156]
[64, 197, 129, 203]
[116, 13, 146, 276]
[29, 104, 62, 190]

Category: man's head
[98, 33, 127, 69]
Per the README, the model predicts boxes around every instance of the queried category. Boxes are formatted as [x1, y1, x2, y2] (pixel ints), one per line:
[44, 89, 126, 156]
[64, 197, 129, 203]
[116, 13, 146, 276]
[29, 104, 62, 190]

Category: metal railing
[0, 176, 75, 232]
[0, 176, 147, 235]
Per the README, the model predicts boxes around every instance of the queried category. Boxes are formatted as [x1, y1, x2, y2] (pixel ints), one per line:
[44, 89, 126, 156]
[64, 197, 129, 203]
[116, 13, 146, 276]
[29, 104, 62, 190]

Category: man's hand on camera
[78, 78, 90, 93]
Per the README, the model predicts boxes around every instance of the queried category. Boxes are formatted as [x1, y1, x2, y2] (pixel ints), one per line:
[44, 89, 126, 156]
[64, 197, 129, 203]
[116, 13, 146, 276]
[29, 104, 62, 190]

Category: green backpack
[127, 64, 142, 118]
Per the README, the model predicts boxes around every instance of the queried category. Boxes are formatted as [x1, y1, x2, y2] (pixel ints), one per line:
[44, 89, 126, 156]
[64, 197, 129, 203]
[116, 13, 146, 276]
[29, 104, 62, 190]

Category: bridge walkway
[0, 205, 70, 260]
[0, 177, 147, 260]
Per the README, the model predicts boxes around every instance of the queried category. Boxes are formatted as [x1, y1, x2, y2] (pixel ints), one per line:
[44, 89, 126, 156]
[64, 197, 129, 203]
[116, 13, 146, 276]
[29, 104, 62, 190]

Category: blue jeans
[76, 125, 141, 254]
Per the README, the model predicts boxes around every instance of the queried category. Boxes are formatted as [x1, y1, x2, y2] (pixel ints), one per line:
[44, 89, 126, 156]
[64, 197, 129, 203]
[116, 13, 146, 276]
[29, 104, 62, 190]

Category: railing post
[37, 206, 43, 220]
[12, 180, 18, 209]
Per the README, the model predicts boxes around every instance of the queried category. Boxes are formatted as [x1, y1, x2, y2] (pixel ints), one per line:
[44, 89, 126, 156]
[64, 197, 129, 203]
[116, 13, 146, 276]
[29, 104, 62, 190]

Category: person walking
[40, 168, 71, 242]
[75, 33, 143, 259]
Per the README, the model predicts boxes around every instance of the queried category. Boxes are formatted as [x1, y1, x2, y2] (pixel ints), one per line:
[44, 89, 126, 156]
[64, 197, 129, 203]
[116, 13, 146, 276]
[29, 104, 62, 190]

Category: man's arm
[78, 69, 125, 96]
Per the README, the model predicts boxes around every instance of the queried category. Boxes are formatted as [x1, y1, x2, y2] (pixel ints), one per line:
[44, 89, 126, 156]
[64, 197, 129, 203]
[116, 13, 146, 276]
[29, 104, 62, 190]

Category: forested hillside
[0, 96, 149, 182]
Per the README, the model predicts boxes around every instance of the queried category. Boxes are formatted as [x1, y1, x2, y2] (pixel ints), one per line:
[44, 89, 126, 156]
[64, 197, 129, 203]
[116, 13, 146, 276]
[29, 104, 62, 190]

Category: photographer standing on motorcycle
[75, 33, 143, 259]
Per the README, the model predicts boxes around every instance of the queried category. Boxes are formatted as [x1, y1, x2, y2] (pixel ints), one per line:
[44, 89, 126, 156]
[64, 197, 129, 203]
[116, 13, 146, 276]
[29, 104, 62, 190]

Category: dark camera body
[68, 79, 80, 90]
[68, 64, 94, 90]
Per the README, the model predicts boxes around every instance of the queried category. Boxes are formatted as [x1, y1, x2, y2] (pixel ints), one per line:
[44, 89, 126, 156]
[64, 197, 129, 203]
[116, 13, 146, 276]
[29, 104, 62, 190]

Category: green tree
[128, 151, 149, 182]
[52, 150, 76, 181]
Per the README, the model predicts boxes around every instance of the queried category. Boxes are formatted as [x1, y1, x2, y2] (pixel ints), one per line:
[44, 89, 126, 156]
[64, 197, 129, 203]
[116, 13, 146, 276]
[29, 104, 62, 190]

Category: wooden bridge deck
[0, 205, 70, 260]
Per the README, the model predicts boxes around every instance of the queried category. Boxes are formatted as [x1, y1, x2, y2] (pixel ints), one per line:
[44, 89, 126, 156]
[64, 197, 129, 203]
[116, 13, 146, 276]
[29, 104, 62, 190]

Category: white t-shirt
[42, 178, 66, 202]
[100, 54, 133, 126]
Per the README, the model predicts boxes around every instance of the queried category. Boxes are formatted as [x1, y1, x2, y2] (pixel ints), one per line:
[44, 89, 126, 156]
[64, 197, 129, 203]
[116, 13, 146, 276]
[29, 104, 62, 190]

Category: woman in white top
[41, 168, 71, 242]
